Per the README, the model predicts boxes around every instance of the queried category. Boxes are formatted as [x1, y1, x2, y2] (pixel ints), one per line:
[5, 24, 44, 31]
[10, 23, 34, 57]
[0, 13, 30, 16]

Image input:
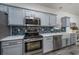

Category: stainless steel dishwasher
[53, 35, 62, 50]
[1, 39, 23, 55]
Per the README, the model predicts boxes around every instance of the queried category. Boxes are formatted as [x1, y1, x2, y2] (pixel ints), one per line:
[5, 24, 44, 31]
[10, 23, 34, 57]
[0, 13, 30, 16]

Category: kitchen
[0, 3, 78, 55]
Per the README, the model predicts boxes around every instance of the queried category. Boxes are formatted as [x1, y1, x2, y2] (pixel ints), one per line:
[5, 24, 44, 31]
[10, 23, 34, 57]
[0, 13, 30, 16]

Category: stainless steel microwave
[25, 16, 41, 26]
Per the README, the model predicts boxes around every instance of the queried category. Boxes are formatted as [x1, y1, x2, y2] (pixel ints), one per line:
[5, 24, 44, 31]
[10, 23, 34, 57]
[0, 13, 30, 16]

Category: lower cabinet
[2, 44, 22, 55]
[1, 40, 23, 55]
[62, 38, 66, 47]
[62, 34, 67, 47]
[70, 33, 77, 45]
[65, 34, 70, 46]
[62, 34, 70, 47]
[43, 36, 53, 53]
[62, 33, 77, 48]
[42, 33, 77, 54]
[66, 38, 70, 46]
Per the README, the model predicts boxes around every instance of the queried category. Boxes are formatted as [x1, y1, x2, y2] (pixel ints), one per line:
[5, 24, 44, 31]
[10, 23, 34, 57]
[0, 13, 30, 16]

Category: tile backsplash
[39, 26, 54, 33]
[11, 26, 25, 35]
[11, 26, 66, 35]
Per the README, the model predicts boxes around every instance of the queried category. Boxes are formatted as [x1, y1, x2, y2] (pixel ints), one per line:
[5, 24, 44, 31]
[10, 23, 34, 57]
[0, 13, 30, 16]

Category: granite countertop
[40, 33, 62, 37]
[0, 32, 75, 41]
[0, 35, 24, 41]
[40, 32, 75, 37]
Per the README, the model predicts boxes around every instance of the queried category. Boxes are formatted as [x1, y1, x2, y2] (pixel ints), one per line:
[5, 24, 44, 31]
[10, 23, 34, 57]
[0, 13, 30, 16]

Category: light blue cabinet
[25, 9, 57, 26]
[70, 33, 77, 44]
[65, 34, 70, 46]
[38, 12, 56, 26]
[25, 10, 50, 26]
[8, 6, 57, 26]
[62, 39, 66, 47]
[62, 34, 67, 47]
[43, 36, 53, 53]
[2, 40, 23, 55]
[37, 12, 50, 26]
[0, 5, 8, 13]
[25, 10, 32, 16]
[40, 13, 50, 26]
[8, 7, 26, 25]
[25, 10, 38, 17]
[2, 44, 22, 55]
[49, 14, 56, 26]
[62, 34, 71, 47]
[61, 16, 70, 27]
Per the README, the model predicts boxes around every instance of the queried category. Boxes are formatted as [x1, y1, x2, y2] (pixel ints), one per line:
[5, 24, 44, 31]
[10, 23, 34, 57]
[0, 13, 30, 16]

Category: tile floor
[34, 45, 79, 55]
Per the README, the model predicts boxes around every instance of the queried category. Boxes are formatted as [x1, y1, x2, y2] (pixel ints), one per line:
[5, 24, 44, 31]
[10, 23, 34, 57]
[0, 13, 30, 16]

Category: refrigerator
[0, 11, 9, 39]
[0, 11, 9, 55]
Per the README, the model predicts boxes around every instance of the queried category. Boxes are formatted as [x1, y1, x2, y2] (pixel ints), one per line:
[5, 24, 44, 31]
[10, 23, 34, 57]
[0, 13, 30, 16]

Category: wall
[6, 3, 79, 27]
[55, 11, 79, 27]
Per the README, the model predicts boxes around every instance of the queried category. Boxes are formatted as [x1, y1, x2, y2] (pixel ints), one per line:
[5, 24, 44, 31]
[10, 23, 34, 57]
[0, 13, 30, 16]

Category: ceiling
[39, 3, 79, 15]
[6, 3, 79, 16]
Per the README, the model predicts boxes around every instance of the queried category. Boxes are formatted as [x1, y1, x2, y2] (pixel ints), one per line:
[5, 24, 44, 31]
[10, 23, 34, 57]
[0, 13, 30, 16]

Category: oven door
[25, 40, 42, 52]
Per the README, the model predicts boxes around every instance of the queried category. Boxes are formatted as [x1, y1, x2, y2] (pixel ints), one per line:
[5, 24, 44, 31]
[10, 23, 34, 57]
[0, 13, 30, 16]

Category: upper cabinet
[61, 16, 70, 27]
[25, 10, 32, 16]
[38, 13, 56, 26]
[8, 7, 26, 25]
[0, 4, 57, 26]
[49, 14, 57, 26]
[0, 5, 8, 13]
[25, 10, 50, 26]
[25, 10, 39, 17]
[30, 11, 57, 26]
[39, 12, 50, 26]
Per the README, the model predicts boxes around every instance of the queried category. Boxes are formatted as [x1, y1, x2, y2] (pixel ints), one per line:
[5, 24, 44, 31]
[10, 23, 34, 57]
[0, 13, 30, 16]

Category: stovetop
[24, 33, 43, 39]
[24, 35, 43, 39]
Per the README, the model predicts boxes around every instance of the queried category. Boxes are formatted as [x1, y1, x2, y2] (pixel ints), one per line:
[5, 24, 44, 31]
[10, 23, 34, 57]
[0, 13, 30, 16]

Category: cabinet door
[25, 10, 38, 17]
[62, 39, 66, 47]
[70, 33, 77, 44]
[45, 14, 50, 26]
[33, 11, 40, 17]
[61, 17, 70, 27]
[65, 34, 70, 46]
[49, 14, 56, 26]
[39, 13, 50, 26]
[0, 5, 8, 13]
[62, 34, 70, 47]
[67, 34, 70, 45]
[8, 7, 25, 25]
[62, 35, 67, 47]
[73, 33, 77, 44]
[30, 10, 38, 17]
[66, 18, 70, 27]
[2, 44, 22, 55]
[43, 36, 53, 53]
[25, 10, 32, 16]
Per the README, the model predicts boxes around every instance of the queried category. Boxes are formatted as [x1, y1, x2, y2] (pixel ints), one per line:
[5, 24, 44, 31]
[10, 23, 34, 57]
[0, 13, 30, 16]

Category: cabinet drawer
[2, 40, 22, 47]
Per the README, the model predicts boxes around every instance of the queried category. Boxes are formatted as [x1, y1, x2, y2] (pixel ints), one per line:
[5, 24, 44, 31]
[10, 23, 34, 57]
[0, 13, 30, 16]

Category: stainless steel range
[24, 16, 43, 54]
[24, 32, 43, 54]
